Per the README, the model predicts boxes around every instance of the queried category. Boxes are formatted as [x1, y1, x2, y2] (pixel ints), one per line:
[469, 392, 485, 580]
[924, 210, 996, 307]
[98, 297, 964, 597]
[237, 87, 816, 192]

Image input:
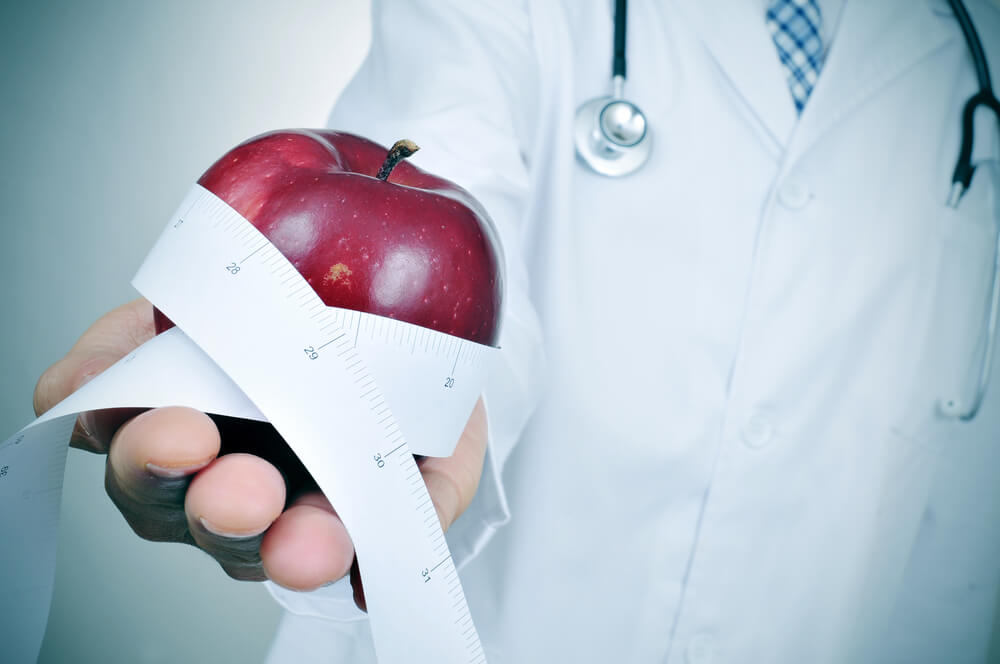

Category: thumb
[33, 299, 157, 450]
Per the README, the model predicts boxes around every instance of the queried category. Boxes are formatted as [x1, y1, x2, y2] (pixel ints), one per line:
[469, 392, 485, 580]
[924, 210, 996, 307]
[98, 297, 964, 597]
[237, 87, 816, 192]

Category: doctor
[32, 0, 1000, 661]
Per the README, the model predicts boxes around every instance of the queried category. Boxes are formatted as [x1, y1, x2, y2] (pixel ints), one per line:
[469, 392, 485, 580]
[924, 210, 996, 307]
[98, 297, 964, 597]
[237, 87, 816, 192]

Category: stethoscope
[575, 0, 1000, 420]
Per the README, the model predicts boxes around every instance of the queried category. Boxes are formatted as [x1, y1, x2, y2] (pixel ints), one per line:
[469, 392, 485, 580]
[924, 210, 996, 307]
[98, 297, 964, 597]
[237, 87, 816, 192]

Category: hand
[33, 298, 488, 605]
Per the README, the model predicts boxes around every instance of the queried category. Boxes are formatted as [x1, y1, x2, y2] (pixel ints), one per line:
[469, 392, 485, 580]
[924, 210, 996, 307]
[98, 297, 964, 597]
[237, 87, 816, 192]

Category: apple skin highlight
[154, 130, 504, 347]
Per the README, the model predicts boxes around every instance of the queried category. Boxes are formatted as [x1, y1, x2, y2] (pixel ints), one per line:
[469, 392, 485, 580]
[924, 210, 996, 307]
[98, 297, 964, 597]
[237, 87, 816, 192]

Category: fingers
[252, 399, 489, 594]
[105, 407, 223, 542]
[197, 400, 489, 592]
[419, 397, 488, 531]
[41, 297, 490, 596]
[260, 491, 355, 591]
[105, 408, 355, 587]
[185, 454, 286, 581]
[34, 298, 156, 452]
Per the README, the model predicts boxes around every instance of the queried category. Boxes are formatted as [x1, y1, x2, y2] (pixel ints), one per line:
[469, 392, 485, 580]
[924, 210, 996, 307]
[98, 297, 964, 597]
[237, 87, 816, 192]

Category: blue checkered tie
[766, 0, 825, 113]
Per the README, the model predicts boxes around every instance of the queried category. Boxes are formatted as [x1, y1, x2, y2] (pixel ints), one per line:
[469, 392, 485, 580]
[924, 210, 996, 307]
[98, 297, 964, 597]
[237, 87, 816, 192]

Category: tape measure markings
[1, 181, 494, 663]
[132, 185, 486, 662]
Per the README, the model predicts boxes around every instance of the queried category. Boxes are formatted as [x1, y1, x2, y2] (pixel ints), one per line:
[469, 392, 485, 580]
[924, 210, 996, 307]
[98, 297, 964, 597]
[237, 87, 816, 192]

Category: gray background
[0, 1, 369, 662]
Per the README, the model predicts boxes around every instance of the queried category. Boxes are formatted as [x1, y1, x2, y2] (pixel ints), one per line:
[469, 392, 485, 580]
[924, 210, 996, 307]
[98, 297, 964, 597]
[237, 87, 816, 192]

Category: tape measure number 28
[134, 185, 494, 663]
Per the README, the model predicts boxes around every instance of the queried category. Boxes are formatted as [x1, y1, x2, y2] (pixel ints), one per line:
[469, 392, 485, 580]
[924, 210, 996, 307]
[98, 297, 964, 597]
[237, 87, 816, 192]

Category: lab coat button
[742, 413, 774, 449]
[684, 632, 717, 664]
[778, 179, 810, 209]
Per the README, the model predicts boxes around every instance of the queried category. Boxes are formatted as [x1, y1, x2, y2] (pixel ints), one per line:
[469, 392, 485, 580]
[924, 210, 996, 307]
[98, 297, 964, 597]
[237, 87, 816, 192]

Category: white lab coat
[265, 1, 1000, 662]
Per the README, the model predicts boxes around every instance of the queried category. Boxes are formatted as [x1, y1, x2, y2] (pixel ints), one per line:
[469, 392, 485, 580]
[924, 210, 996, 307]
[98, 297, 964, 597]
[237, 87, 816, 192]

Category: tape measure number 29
[134, 185, 493, 663]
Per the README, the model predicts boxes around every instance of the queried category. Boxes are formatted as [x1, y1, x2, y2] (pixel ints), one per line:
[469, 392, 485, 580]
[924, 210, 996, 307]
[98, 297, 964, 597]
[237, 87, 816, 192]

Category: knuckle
[204, 535, 266, 575]
[189, 519, 267, 568]
[221, 561, 267, 582]
[105, 460, 191, 542]
[119, 502, 190, 543]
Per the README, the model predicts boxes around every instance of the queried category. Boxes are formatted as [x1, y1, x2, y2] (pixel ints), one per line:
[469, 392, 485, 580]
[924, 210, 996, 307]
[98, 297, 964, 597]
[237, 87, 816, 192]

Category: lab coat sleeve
[265, 0, 545, 622]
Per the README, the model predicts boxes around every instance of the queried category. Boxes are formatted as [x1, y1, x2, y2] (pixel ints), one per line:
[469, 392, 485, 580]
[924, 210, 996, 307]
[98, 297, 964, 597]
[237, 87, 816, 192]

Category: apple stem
[376, 139, 420, 181]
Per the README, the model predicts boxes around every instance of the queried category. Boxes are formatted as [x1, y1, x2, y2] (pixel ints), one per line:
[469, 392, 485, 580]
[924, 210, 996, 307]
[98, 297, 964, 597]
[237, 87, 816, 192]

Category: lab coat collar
[789, 0, 957, 160]
[675, 0, 956, 154]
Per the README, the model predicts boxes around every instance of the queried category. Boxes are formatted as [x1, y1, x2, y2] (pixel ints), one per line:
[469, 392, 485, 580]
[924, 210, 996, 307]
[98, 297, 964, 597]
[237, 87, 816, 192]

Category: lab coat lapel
[787, 0, 957, 164]
[675, 0, 799, 150]
[676, 0, 957, 157]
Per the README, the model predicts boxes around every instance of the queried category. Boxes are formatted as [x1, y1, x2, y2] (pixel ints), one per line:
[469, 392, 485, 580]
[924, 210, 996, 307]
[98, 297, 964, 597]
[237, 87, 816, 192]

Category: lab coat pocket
[865, 179, 1000, 660]
[892, 177, 998, 446]
[847, 194, 999, 657]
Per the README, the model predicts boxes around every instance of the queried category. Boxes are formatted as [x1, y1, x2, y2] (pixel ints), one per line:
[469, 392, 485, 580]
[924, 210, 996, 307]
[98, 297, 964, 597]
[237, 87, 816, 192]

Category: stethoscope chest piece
[574, 95, 652, 177]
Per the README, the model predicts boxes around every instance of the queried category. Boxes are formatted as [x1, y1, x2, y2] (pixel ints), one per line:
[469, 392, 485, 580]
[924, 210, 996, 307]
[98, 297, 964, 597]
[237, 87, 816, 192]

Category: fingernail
[199, 516, 268, 539]
[146, 460, 210, 478]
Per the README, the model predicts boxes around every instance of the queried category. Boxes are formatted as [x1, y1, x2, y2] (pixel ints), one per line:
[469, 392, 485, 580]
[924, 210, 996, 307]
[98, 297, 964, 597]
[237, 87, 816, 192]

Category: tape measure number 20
[133, 185, 494, 663]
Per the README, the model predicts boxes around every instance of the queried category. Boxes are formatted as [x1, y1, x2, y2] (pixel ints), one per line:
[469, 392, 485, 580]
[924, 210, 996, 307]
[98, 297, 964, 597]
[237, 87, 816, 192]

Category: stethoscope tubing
[945, 0, 1000, 420]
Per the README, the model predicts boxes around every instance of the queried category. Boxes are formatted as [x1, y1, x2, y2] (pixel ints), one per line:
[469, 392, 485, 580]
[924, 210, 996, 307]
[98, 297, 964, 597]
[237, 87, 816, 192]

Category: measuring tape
[1, 184, 495, 662]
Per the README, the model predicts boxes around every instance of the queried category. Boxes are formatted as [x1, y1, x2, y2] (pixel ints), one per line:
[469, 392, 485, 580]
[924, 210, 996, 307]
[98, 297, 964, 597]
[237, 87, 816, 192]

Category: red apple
[154, 130, 503, 345]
